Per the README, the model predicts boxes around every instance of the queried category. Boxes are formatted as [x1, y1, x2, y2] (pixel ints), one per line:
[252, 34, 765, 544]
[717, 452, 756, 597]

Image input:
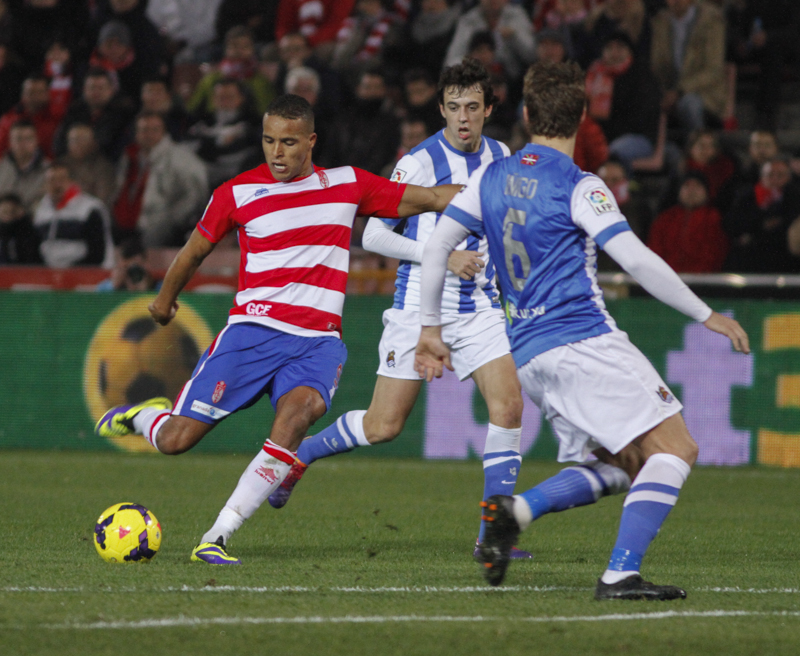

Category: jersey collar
[437, 129, 485, 158]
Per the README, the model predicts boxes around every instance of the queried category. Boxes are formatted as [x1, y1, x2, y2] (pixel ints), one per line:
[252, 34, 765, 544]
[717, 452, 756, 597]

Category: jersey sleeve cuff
[196, 222, 220, 243]
[595, 221, 631, 249]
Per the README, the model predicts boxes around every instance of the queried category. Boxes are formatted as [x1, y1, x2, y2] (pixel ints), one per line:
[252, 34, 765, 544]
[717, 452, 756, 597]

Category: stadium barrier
[1, 290, 799, 467]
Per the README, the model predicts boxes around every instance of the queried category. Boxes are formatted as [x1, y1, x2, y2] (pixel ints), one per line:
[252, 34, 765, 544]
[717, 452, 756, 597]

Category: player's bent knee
[366, 419, 403, 444]
[486, 395, 524, 429]
[155, 417, 206, 455]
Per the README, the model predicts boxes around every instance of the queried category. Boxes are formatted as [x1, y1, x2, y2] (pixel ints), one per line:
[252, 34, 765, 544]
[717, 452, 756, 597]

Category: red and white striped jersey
[198, 163, 406, 338]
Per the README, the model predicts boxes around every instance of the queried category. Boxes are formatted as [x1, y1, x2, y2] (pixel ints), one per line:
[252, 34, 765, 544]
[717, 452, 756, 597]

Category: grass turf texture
[1, 452, 799, 656]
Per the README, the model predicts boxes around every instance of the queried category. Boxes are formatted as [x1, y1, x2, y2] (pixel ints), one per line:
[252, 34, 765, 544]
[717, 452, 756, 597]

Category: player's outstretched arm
[704, 311, 750, 354]
[396, 183, 463, 217]
[362, 218, 485, 280]
[604, 231, 750, 353]
[149, 228, 216, 326]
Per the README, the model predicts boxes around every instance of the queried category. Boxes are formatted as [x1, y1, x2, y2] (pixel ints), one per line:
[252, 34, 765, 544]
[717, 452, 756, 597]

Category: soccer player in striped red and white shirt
[95, 94, 461, 564]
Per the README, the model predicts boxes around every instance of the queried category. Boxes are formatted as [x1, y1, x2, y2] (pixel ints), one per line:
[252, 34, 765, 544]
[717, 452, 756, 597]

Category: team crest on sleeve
[212, 381, 226, 404]
[584, 188, 616, 215]
[391, 169, 407, 183]
[521, 154, 539, 166]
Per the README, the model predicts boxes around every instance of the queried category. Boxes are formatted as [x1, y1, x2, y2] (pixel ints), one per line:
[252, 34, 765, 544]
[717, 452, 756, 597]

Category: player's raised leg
[96, 398, 216, 454]
[268, 376, 422, 508]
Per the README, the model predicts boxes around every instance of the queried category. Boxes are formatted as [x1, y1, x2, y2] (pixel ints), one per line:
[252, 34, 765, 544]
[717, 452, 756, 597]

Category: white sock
[484, 423, 522, 453]
[132, 407, 171, 452]
[511, 495, 534, 530]
[346, 410, 370, 446]
[601, 570, 639, 584]
[199, 440, 294, 545]
[200, 507, 245, 545]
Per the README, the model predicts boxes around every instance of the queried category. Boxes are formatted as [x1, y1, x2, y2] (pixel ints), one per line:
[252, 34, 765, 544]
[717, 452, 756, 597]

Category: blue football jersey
[443, 143, 632, 367]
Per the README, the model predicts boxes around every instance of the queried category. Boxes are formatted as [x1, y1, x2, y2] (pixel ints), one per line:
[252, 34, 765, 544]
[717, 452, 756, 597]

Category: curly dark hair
[265, 94, 315, 131]
[437, 57, 498, 109]
[522, 61, 586, 139]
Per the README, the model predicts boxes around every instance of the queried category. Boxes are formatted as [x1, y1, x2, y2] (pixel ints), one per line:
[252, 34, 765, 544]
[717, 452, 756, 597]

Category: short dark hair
[437, 57, 497, 109]
[403, 68, 435, 88]
[48, 159, 71, 174]
[119, 235, 146, 259]
[0, 192, 23, 206]
[213, 76, 244, 92]
[523, 61, 585, 139]
[135, 110, 166, 127]
[467, 30, 495, 54]
[141, 76, 170, 88]
[85, 67, 114, 83]
[10, 119, 36, 132]
[24, 73, 49, 86]
[265, 94, 315, 130]
[225, 25, 253, 46]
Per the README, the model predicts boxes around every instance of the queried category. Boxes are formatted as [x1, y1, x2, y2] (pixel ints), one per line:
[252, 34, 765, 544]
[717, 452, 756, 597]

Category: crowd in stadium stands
[0, 0, 799, 276]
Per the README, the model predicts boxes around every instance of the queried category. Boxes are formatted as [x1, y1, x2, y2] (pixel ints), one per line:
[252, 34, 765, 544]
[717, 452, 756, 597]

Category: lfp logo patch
[584, 188, 616, 215]
[391, 169, 407, 183]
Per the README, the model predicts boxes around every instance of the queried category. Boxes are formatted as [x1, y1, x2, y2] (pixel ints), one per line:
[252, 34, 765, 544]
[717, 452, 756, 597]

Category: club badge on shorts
[656, 386, 674, 403]
[386, 350, 396, 368]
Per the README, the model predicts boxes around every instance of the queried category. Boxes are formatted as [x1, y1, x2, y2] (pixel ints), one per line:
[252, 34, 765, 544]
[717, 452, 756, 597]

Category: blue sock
[296, 410, 368, 465]
[603, 453, 691, 582]
[513, 461, 631, 530]
[478, 425, 522, 542]
[520, 467, 599, 520]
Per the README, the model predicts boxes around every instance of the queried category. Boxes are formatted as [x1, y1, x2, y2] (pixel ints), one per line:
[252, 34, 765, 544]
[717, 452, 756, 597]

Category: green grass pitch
[1, 451, 799, 656]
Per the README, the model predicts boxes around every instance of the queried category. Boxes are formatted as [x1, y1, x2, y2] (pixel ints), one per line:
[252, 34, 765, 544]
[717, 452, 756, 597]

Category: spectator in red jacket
[684, 129, 736, 203]
[0, 74, 61, 158]
[647, 171, 728, 273]
[275, 0, 355, 54]
[574, 114, 609, 173]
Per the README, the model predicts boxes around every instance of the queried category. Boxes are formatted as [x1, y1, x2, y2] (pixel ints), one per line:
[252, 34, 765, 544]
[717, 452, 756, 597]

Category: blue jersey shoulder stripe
[595, 221, 632, 249]
[487, 138, 505, 161]
[444, 205, 483, 234]
[428, 140, 452, 184]
[409, 130, 446, 157]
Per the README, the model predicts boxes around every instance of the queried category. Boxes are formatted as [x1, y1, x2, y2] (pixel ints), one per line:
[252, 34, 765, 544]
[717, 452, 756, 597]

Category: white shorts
[517, 330, 683, 463]
[377, 307, 511, 381]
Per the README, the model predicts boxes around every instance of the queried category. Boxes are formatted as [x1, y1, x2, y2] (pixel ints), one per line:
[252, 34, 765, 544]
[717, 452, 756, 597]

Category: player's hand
[704, 311, 750, 354]
[414, 326, 454, 382]
[447, 250, 485, 280]
[148, 298, 179, 326]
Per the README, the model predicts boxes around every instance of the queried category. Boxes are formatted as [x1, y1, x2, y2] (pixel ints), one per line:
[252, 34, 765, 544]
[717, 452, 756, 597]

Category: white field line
[19, 610, 800, 630]
[3, 585, 800, 594]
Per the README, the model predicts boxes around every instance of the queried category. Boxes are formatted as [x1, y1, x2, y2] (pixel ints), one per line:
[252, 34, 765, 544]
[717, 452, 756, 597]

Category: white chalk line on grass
[4, 585, 800, 594]
[19, 610, 800, 630]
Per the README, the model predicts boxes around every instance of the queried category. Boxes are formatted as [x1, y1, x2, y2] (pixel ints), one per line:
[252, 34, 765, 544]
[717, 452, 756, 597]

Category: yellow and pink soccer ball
[94, 503, 162, 563]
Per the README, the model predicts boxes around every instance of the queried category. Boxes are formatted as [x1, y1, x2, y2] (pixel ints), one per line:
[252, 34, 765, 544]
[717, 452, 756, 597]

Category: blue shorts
[173, 323, 347, 424]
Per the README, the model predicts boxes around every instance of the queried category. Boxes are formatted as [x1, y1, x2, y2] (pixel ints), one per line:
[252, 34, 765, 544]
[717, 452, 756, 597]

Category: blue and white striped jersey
[382, 129, 509, 314]
[444, 143, 632, 367]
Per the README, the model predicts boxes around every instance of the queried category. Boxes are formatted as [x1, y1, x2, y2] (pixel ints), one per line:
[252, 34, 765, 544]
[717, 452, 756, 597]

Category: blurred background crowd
[0, 0, 799, 289]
